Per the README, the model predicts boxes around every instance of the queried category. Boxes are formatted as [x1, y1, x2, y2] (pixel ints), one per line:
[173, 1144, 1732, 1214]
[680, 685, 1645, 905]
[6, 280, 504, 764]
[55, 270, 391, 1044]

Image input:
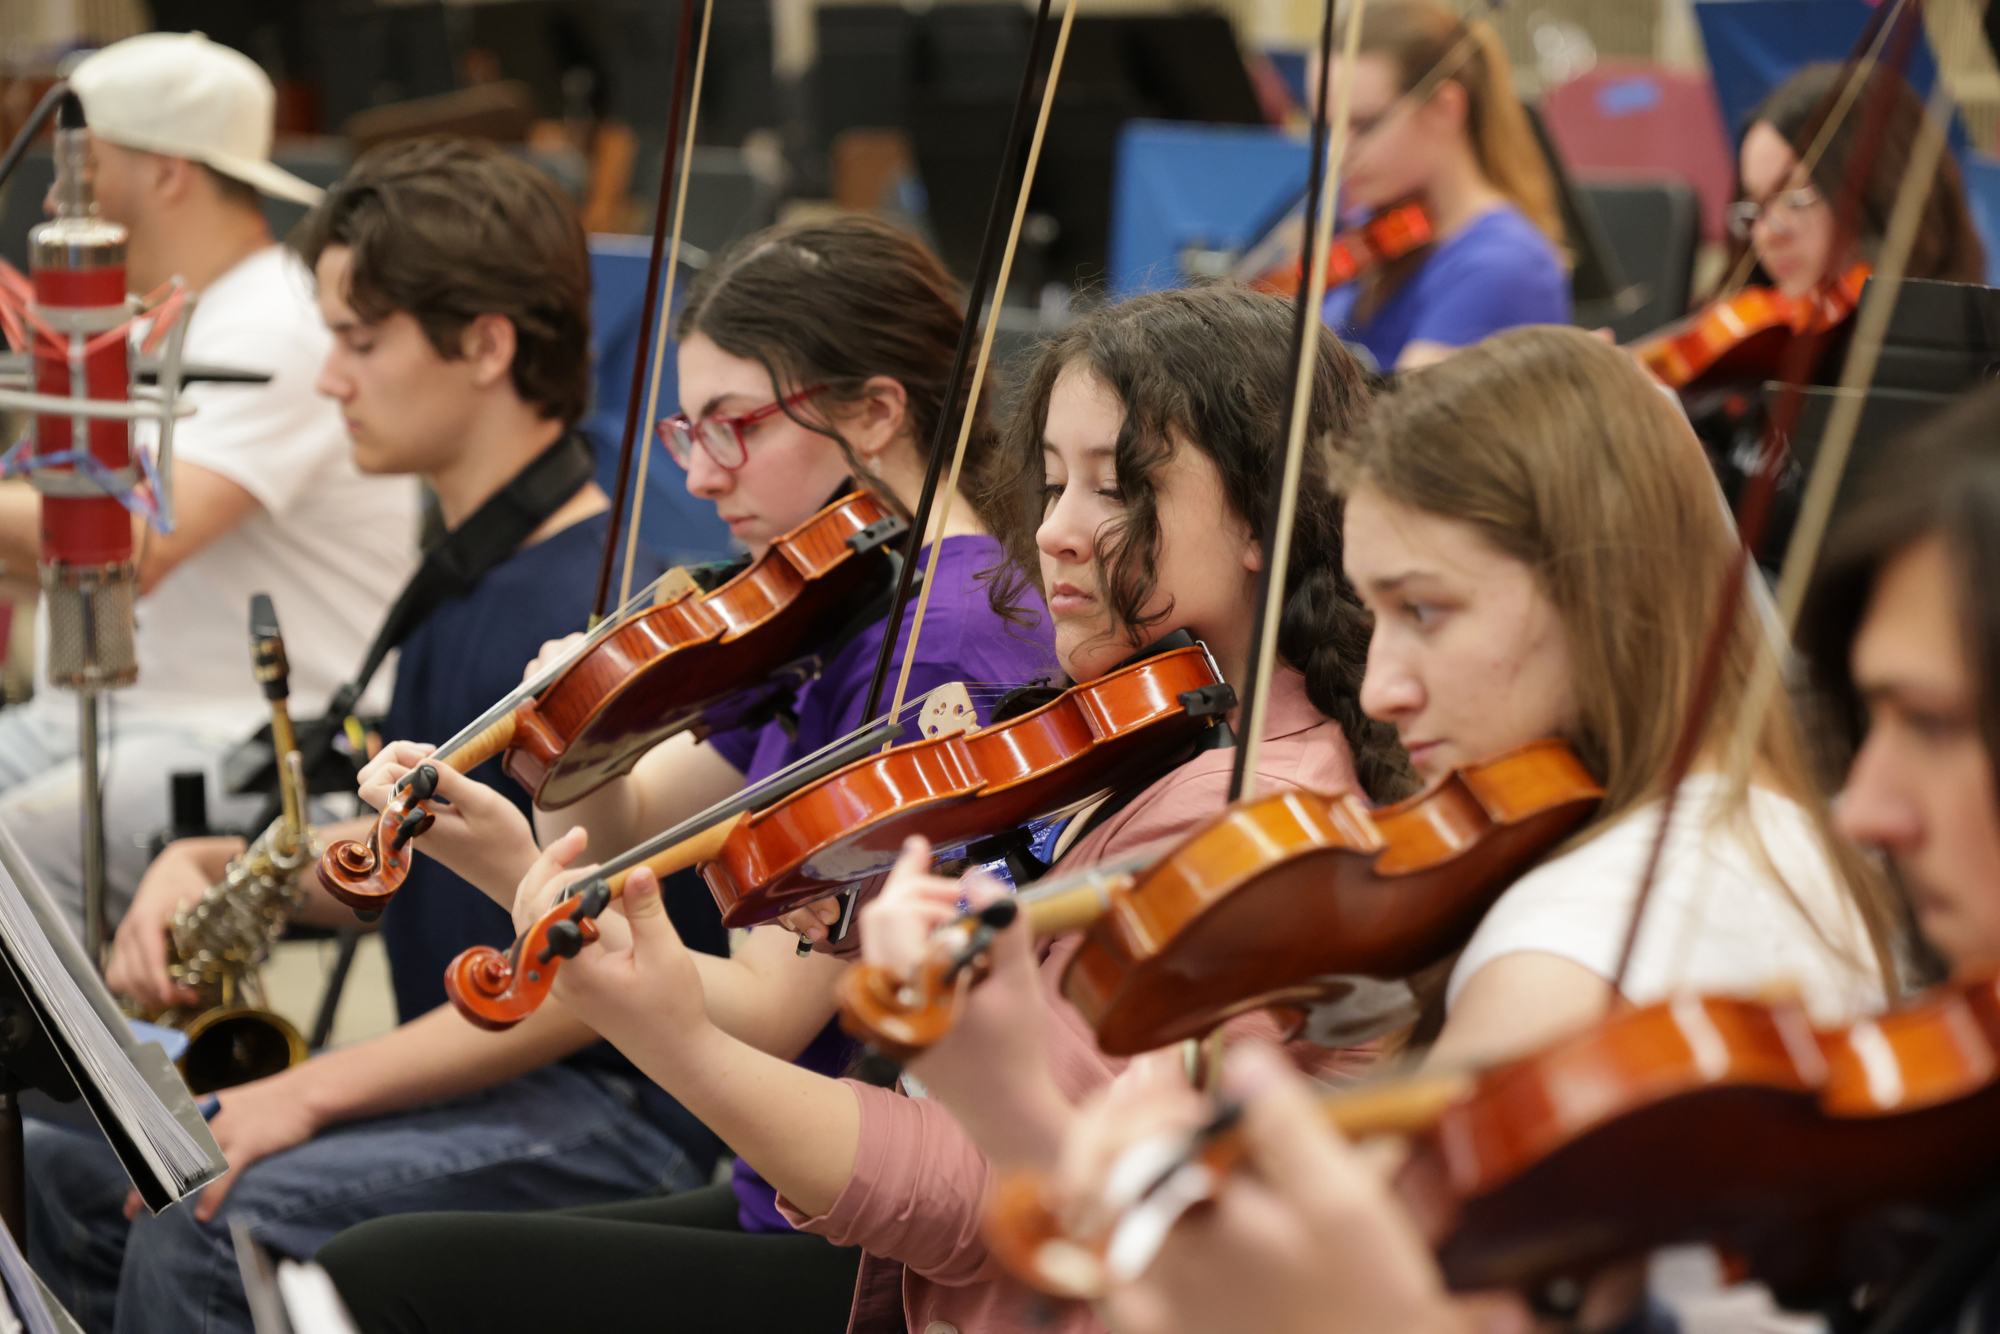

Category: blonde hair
[1340, 326, 1897, 990]
[1360, 0, 1565, 250]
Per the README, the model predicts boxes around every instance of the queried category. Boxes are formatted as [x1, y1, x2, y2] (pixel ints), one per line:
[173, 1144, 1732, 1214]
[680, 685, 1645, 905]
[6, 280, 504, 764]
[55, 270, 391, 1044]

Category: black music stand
[1757, 278, 2000, 565]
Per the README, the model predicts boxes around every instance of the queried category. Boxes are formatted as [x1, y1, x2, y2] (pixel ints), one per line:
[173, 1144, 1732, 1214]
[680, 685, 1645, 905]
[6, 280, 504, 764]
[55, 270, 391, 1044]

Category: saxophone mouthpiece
[249, 592, 290, 702]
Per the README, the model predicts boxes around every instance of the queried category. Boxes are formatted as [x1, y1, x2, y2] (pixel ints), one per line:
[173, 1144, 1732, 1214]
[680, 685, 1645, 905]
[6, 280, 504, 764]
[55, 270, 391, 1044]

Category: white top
[35, 245, 421, 728]
[1447, 773, 1884, 1026]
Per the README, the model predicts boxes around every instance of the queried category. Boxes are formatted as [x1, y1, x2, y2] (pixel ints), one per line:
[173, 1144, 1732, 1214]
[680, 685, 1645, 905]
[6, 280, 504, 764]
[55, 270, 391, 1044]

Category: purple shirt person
[707, 533, 1056, 1229]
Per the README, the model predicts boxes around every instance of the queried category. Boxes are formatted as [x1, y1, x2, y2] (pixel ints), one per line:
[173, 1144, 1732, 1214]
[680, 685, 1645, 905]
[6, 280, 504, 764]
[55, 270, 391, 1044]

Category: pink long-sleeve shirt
[778, 667, 1362, 1334]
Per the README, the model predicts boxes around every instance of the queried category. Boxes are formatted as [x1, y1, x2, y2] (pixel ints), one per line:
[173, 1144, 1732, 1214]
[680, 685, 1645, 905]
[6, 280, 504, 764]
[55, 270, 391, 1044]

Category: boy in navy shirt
[29, 140, 712, 1334]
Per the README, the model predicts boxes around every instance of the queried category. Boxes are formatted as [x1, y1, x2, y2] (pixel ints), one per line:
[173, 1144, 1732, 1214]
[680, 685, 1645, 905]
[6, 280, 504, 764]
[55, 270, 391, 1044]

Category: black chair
[1573, 176, 1700, 342]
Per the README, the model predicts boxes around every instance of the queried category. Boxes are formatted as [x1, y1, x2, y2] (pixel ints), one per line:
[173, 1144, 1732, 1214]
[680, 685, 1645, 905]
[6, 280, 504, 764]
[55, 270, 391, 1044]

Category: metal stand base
[77, 689, 105, 959]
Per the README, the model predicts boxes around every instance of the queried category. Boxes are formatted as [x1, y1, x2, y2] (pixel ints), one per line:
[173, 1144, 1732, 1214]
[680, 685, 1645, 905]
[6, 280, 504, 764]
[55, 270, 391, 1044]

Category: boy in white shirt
[0, 33, 420, 938]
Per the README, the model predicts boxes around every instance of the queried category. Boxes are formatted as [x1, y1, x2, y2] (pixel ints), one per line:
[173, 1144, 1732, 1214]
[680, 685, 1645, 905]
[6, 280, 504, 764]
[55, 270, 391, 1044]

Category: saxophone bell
[140, 594, 320, 1093]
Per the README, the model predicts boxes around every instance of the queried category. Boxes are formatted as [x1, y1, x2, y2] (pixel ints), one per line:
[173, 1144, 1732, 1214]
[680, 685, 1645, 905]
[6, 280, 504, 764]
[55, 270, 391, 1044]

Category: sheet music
[0, 824, 223, 1209]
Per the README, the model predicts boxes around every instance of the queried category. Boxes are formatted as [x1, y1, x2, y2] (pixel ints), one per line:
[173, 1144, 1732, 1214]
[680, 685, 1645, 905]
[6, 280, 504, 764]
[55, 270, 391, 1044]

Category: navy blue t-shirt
[376, 509, 721, 1165]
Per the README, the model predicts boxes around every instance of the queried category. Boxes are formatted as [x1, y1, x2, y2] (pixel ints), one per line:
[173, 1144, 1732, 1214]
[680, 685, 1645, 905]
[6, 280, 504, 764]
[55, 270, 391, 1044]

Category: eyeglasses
[1726, 185, 1825, 240]
[657, 384, 828, 471]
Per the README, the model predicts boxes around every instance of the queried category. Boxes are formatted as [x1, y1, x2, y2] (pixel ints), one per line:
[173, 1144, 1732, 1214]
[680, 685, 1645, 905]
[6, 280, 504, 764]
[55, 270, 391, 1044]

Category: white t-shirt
[1447, 773, 1884, 1026]
[33, 245, 421, 731]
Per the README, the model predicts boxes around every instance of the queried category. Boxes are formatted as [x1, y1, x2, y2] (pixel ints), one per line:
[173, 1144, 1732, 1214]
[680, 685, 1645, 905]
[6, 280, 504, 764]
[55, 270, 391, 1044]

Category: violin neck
[1318, 1068, 1472, 1139]
[1012, 852, 1154, 936]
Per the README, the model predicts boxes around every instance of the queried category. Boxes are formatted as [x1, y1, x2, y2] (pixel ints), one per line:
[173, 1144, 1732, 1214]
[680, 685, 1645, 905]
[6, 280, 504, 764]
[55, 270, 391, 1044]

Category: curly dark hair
[292, 138, 591, 424]
[981, 284, 1411, 801]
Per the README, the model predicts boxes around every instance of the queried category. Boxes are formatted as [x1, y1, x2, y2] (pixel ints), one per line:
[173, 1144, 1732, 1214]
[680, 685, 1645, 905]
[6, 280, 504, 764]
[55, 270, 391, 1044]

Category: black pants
[317, 1182, 863, 1334]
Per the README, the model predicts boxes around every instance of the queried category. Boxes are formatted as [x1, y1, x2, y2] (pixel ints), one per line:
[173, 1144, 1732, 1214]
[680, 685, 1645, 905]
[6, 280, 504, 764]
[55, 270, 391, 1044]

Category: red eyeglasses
[656, 384, 828, 471]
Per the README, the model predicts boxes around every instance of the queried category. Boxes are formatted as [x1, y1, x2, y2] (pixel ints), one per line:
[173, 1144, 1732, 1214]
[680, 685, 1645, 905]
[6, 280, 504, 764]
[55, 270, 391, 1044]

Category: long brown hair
[676, 215, 1006, 533]
[983, 284, 1411, 801]
[1350, 1, 1566, 321]
[1742, 61, 1985, 287]
[1341, 325, 1898, 986]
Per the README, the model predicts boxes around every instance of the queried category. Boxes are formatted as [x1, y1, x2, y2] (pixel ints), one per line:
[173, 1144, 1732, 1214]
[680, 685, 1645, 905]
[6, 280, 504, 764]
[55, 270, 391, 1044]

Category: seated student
[0, 32, 419, 932]
[1317, 0, 1569, 372]
[316, 215, 1058, 1333]
[315, 283, 1405, 1334]
[1673, 61, 1983, 515]
[32, 140, 708, 1334]
[1038, 370, 2000, 1334]
[862, 325, 1901, 1331]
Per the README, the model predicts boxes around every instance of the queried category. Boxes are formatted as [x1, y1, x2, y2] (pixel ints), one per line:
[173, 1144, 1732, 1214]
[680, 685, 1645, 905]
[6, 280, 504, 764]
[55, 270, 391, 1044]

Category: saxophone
[149, 593, 316, 1094]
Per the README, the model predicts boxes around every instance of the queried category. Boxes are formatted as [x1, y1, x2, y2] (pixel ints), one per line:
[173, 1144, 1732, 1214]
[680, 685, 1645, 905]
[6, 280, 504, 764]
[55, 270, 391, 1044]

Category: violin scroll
[445, 889, 607, 1032]
[835, 899, 1019, 1060]
[316, 712, 522, 915]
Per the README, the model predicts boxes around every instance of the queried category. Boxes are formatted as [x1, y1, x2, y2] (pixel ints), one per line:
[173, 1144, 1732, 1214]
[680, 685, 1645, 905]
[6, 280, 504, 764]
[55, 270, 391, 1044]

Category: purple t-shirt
[709, 534, 1056, 1231]
[1322, 203, 1569, 370]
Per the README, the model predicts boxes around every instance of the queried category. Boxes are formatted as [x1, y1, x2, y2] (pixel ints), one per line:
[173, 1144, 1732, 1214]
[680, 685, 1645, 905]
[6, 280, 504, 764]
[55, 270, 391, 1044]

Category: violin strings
[562, 678, 1042, 893]
[618, 0, 715, 611]
[881, 0, 1080, 737]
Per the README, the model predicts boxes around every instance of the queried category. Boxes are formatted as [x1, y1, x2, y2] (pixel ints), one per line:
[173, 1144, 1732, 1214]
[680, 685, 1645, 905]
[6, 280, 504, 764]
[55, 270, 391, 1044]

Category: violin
[987, 975, 2000, 1308]
[1246, 199, 1434, 298]
[839, 739, 1602, 1060]
[1632, 262, 1870, 393]
[316, 490, 906, 914]
[446, 639, 1234, 1029]
[441, 696, 929, 1029]
[700, 640, 1237, 929]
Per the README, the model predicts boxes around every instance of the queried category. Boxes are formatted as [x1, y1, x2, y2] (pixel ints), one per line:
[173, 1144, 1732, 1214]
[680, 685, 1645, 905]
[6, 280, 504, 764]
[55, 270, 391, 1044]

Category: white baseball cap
[69, 32, 323, 206]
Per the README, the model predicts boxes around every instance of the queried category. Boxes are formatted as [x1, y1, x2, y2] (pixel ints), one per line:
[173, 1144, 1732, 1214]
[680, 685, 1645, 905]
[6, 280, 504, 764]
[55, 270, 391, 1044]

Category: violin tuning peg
[542, 919, 587, 959]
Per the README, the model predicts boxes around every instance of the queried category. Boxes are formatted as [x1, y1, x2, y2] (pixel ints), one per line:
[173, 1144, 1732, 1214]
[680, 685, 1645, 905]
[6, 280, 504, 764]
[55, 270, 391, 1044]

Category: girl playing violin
[1318, 0, 1569, 372]
[863, 324, 1901, 1332]
[324, 215, 1055, 1331]
[1666, 61, 1982, 525]
[1034, 367, 2000, 1334]
[325, 282, 1400, 1334]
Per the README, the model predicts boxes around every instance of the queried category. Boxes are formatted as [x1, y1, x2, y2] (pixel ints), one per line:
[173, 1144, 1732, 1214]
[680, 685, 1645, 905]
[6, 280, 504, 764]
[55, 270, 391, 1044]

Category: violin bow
[616, 0, 717, 611]
[858, 0, 1069, 727]
[591, 0, 707, 623]
[1724, 71, 1959, 775]
[1610, 0, 1930, 990]
[1228, 0, 1367, 803]
[876, 0, 1082, 733]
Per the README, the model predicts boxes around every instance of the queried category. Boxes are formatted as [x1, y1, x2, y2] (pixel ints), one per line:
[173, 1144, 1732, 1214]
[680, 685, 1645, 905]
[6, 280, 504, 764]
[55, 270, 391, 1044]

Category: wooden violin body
[839, 740, 1601, 1060]
[317, 492, 903, 913]
[1632, 262, 1869, 393]
[988, 976, 2000, 1307]
[1066, 739, 1602, 1054]
[1406, 976, 2000, 1299]
[1248, 199, 1433, 298]
[703, 645, 1235, 928]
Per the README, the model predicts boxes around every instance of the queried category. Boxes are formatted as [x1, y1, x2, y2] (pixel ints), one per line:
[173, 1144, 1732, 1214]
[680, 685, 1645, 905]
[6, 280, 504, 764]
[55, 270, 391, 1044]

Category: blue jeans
[25, 1063, 703, 1334]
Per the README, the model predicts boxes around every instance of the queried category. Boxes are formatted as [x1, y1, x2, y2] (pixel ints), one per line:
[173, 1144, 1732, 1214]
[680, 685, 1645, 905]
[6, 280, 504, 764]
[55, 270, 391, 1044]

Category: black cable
[0, 83, 65, 200]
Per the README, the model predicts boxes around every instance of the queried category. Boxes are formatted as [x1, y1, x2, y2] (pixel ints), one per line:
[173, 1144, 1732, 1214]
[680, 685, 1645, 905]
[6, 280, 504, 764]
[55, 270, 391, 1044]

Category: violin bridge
[651, 566, 701, 607]
[918, 682, 979, 740]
